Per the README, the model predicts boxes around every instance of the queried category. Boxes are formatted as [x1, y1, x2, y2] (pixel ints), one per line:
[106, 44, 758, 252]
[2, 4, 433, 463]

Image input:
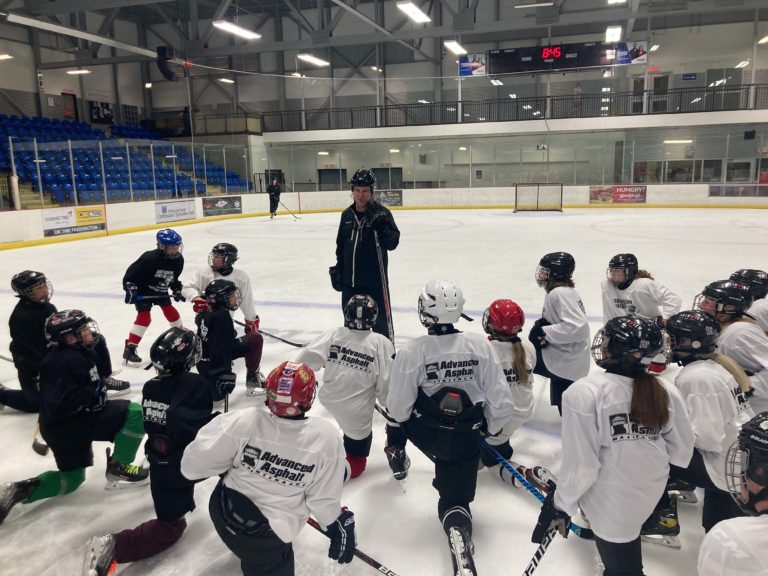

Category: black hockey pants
[594, 535, 644, 576]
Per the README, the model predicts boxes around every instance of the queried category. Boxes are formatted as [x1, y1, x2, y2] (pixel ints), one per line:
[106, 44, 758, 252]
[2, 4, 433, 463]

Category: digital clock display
[541, 46, 562, 60]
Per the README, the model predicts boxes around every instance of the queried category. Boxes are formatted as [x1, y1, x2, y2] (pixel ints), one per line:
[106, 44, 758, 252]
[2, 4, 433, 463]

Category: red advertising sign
[589, 185, 647, 204]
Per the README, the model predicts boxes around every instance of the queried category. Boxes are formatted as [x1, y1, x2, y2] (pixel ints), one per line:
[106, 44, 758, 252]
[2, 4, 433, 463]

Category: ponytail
[511, 341, 529, 385]
[636, 270, 654, 280]
[704, 352, 752, 393]
[630, 372, 670, 431]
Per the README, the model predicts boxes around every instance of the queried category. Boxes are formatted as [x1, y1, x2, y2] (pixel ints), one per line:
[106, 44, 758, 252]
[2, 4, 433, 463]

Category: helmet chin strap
[428, 324, 459, 336]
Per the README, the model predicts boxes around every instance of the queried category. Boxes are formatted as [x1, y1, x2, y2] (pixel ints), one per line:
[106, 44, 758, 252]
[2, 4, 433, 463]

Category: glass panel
[665, 160, 694, 182]
[726, 160, 753, 182]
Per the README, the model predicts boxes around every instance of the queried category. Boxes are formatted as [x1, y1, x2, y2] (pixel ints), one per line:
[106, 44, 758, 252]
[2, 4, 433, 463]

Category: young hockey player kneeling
[181, 361, 355, 576]
[0, 310, 148, 526]
[81, 327, 216, 576]
[296, 294, 394, 479]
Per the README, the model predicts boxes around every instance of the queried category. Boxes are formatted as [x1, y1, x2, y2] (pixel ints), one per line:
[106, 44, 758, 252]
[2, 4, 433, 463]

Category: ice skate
[0, 478, 39, 525]
[245, 370, 266, 396]
[447, 526, 477, 576]
[104, 448, 149, 490]
[641, 494, 681, 549]
[104, 376, 131, 397]
[122, 343, 142, 365]
[666, 478, 698, 504]
[384, 445, 410, 489]
[82, 534, 117, 576]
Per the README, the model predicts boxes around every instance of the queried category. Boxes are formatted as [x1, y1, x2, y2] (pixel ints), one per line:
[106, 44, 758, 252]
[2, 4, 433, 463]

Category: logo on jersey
[143, 398, 170, 425]
[327, 344, 374, 372]
[731, 386, 750, 414]
[608, 412, 660, 441]
[240, 444, 316, 487]
[425, 359, 479, 383]
[150, 269, 176, 292]
[611, 298, 636, 315]
[502, 367, 533, 387]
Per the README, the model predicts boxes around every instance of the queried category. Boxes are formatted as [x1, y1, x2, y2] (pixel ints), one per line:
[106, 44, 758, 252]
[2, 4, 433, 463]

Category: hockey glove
[327, 509, 356, 564]
[244, 317, 260, 334]
[364, 202, 387, 229]
[528, 318, 550, 349]
[531, 484, 571, 543]
[214, 373, 236, 400]
[192, 296, 208, 313]
[172, 290, 186, 303]
[169, 281, 185, 302]
[329, 266, 343, 292]
[124, 282, 140, 304]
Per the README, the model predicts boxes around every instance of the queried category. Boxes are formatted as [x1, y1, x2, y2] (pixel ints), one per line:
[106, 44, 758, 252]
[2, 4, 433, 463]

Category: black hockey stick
[32, 422, 49, 456]
[373, 230, 395, 347]
[278, 200, 300, 220]
[480, 440, 593, 540]
[461, 313, 474, 322]
[306, 516, 401, 576]
[524, 527, 557, 576]
[233, 320, 306, 348]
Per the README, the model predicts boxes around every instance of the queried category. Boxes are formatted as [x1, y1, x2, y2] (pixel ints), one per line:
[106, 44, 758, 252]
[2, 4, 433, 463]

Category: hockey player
[81, 327, 215, 576]
[386, 280, 516, 576]
[122, 228, 186, 364]
[601, 253, 682, 326]
[731, 268, 768, 333]
[529, 252, 591, 416]
[532, 316, 694, 576]
[643, 310, 754, 540]
[0, 310, 148, 526]
[180, 361, 356, 576]
[698, 411, 768, 575]
[196, 279, 265, 398]
[694, 280, 768, 414]
[332, 169, 400, 340]
[296, 294, 394, 479]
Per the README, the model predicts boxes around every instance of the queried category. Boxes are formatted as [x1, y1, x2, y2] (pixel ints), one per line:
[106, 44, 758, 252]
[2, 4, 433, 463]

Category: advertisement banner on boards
[589, 185, 647, 204]
[156, 199, 196, 223]
[375, 189, 403, 207]
[42, 205, 106, 237]
[202, 196, 243, 217]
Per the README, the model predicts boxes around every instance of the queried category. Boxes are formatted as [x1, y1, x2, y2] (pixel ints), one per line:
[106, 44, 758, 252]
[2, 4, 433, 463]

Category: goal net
[514, 183, 564, 212]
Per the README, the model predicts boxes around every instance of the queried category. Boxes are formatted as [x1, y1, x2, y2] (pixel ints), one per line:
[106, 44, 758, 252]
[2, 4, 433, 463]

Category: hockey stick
[32, 422, 49, 456]
[460, 313, 474, 322]
[278, 200, 300, 220]
[373, 230, 395, 347]
[523, 528, 557, 576]
[0, 353, 13, 363]
[233, 320, 306, 348]
[480, 440, 593, 540]
[306, 516, 401, 576]
[224, 393, 229, 413]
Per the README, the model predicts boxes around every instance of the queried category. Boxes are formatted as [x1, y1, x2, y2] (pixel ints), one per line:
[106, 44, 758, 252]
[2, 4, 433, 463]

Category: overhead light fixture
[601, 97, 610, 102]
[735, 60, 750, 68]
[370, 66, 382, 72]
[523, 104, 532, 110]
[513, 1, 554, 8]
[649, 44, 660, 52]
[603, 69, 613, 78]
[532, 111, 541, 116]
[602, 86, 611, 92]
[443, 40, 467, 55]
[67, 69, 91, 75]
[759, 36, 768, 45]
[0, 54, 13, 60]
[607, 0, 627, 4]
[605, 25, 622, 43]
[490, 78, 504, 86]
[690, 97, 702, 103]
[389, 148, 400, 153]
[144, 82, 152, 89]
[317, 151, 330, 156]
[446, 106, 456, 111]
[396, 1, 431, 23]
[291, 72, 305, 78]
[509, 93, 517, 99]
[458, 146, 467, 151]
[298, 53, 330, 67]
[418, 99, 430, 104]
[664, 140, 693, 144]
[601, 106, 609, 111]
[212, 20, 261, 40]
[219, 77, 235, 84]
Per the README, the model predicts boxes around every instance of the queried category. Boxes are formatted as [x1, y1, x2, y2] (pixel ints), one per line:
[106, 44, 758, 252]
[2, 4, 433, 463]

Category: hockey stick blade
[306, 516, 401, 576]
[32, 424, 49, 456]
[278, 200, 301, 220]
[233, 320, 306, 348]
[480, 440, 593, 540]
[461, 313, 474, 322]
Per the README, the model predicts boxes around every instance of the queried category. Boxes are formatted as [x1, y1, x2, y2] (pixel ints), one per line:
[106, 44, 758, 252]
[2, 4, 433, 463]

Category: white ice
[1, 207, 766, 576]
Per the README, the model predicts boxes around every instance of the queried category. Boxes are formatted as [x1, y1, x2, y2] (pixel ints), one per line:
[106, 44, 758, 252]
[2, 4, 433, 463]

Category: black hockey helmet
[665, 310, 719, 358]
[344, 294, 379, 331]
[694, 280, 753, 318]
[730, 269, 768, 300]
[11, 270, 53, 303]
[607, 253, 639, 290]
[204, 279, 241, 311]
[535, 252, 575, 287]
[350, 169, 376, 191]
[591, 316, 664, 371]
[725, 411, 768, 516]
[208, 242, 239, 274]
[150, 327, 202, 374]
[45, 309, 98, 346]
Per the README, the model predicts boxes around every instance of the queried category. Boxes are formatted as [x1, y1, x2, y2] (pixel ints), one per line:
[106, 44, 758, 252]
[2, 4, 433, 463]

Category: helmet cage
[11, 271, 54, 303]
[45, 310, 99, 347]
[535, 265, 550, 288]
[591, 317, 663, 370]
[666, 311, 719, 356]
[208, 244, 239, 272]
[607, 254, 638, 289]
[205, 280, 242, 311]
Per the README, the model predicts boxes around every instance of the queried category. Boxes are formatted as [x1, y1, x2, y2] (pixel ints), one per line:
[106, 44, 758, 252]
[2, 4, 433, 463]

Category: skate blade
[84, 559, 117, 576]
[396, 477, 407, 493]
[104, 477, 149, 491]
[641, 534, 681, 549]
[448, 529, 476, 576]
[106, 389, 131, 398]
[245, 388, 266, 397]
[669, 490, 698, 504]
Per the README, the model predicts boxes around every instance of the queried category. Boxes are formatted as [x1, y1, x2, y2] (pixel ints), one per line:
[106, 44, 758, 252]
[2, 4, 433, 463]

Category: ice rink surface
[0, 207, 766, 576]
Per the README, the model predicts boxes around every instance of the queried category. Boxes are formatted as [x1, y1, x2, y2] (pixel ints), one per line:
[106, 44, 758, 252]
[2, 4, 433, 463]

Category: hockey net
[514, 183, 564, 212]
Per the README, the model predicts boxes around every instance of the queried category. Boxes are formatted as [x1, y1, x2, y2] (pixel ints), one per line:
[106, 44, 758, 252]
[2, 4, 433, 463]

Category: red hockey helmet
[266, 361, 317, 417]
[483, 299, 525, 340]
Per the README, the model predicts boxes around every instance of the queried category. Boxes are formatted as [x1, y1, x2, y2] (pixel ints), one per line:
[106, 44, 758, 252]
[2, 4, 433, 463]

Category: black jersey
[9, 299, 57, 373]
[39, 345, 105, 425]
[123, 248, 184, 297]
[195, 308, 237, 379]
[142, 372, 214, 465]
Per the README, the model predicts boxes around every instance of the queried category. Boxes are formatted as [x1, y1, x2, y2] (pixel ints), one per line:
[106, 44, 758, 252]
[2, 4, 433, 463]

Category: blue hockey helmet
[156, 228, 183, 258]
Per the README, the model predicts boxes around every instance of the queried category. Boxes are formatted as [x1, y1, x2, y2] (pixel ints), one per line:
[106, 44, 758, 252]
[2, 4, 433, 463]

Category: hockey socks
[111, 402, 145, 464]
[113, 517, 187, 563]
[159, 305, 181, 327]
[26, 468, 85, 503]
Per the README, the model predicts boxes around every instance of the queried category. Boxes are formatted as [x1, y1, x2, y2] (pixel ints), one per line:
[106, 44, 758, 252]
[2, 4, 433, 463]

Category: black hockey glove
[124, 282, 140, 304]
[169, 281, 186, 302]
[528, 318, 551, 349]
[329, 266, 343, 292]
[172, 290, 186, 302]
[531, 484, 571, 544]
[214, 373, 236, 400]
[327, 509, 356, 564]
[364, 202, 388, 229]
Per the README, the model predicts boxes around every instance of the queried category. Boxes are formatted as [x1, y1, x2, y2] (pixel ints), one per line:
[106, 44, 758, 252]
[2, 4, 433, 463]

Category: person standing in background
[267, 177, 281, 219]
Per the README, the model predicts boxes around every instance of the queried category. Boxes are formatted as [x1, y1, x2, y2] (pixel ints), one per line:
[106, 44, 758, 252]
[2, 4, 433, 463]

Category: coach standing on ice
[330, 169, 400, 341]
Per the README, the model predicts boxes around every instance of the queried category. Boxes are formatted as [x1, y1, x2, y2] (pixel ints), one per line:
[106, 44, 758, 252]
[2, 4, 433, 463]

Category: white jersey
[486, 338, 536, 444]
[386, 331, 516, 436]
[698, 515, 768, 576]
[554, 372, 694, 543]
[601, 276, 682, 324]
[717, 321, 768, 415]
[296, 326, 394, 440]
[182, 267, 257, 322]
[180, 407, 346, 544]
[747, 298, 768, 334]
[540, 286, 591, 381]
[674, 359, 754, 490]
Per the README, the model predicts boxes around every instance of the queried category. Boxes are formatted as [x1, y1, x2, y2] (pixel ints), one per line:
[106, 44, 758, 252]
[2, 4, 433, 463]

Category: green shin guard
[111, 402, 145, 464]
[26, 468, 86, 503]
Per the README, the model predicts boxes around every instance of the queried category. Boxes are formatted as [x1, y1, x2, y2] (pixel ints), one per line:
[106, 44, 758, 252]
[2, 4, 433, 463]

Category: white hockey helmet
[418, 280, 465, 327]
